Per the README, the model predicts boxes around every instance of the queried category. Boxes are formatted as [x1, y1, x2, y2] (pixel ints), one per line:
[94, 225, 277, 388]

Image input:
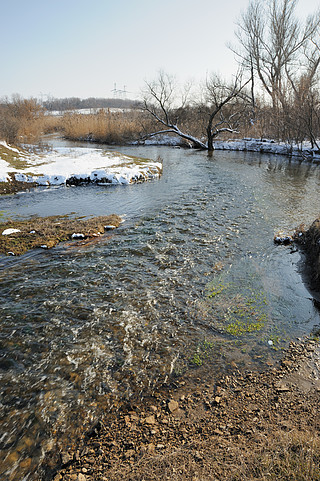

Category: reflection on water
[0, 145, 320, 480]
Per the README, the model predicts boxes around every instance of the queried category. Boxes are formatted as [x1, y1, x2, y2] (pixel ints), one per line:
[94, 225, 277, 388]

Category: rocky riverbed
[43, 337, 320, 481]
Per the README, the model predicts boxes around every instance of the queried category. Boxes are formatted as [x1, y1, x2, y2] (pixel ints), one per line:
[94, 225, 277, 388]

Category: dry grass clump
[0, 214, 121, 256]
[61, 109, 150, 144]
[0, 96, 46, 144]
[104, 428, 320, 481]
[251, 429, 320, 481]
[0, 96, 194, 147]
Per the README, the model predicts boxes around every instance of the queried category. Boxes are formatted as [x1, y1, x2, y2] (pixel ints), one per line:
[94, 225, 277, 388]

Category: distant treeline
[43, 97, 140, 112]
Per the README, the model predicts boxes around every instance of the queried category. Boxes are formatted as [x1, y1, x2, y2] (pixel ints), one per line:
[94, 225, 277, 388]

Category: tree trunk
[207, 126, 214, 152]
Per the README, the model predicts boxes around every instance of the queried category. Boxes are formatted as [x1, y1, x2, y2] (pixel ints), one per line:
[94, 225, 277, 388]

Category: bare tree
[234, 0, 320, 110]
[142, 72, 207, 149]
[202, 73, 250, 151]
[289, 74, 320, 149]
[142, 71, 250, 152]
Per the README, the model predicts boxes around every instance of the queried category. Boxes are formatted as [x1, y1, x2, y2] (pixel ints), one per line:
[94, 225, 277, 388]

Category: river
[0, 142, 320, 480]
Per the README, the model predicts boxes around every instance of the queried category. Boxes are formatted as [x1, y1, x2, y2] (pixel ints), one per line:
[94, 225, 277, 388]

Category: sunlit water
[1, 143, 320, 480]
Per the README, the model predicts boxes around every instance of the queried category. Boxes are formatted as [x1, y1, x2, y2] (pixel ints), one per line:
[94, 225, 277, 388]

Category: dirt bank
[0, 214, 122, 256]
[292, 218, 320, 306]
[43, 337, 320, 481]
[0, 175, 37, 195]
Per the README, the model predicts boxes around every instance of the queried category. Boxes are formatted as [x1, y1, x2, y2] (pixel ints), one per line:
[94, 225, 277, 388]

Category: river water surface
[1, 143, 320, 480]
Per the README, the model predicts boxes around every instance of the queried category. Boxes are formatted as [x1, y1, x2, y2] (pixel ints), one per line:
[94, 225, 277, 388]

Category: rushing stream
[1, 143, 320, 480]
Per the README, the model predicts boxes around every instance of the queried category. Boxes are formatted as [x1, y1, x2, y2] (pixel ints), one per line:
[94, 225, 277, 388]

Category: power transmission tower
[111, 83, 118, 98]
[111, 83, 130, 99]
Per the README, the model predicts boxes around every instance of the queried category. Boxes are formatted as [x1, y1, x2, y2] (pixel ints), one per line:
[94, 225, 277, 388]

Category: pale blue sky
[1, 0, 319, 100]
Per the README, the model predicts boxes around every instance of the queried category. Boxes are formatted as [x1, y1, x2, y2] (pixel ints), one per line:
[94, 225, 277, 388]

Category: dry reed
[61, 109, 150, 144]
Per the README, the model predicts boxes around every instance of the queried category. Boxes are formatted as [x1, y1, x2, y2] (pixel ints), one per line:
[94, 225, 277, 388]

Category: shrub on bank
[0, 96, 45, 144]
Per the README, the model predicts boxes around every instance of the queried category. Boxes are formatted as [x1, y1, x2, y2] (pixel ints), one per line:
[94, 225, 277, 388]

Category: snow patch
[274, 232, 293, 245]
[14, 173, 36, 183]
[0, 141, 21, 153]
[0, 143, 162, 189]
[72, 233, 85, 239]
[2, 228, 21, 235]
[214, 138, 314, 158]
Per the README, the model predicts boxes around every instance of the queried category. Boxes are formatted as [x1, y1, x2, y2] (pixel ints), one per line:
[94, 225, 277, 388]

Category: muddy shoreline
[43, 337, 320, 481]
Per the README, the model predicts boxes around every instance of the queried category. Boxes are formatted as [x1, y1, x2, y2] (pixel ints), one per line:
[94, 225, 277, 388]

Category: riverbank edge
[0, 173, 38, 195]
[136, 136, 319, 159]
[0, 136, 318, 197]
[295, 219, 320, 287]
[285, 218, 320, 303]
[44, 336, 320, 481]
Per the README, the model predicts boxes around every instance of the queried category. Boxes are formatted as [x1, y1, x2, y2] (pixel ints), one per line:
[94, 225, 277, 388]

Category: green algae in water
[225, 318, 266, 336]
[206, 267, 270, 338]
[225, 295, 268, 336]
[189, 339, 215, 366]
[208, 282, 228, 298]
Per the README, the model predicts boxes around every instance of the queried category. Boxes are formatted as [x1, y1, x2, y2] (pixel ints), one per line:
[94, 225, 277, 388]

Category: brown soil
[45, 338, 320, 481]
[0, 214, 122, 256]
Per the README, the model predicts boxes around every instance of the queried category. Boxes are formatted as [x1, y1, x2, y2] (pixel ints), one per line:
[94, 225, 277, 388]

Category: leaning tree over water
[142, 71, 250, 152]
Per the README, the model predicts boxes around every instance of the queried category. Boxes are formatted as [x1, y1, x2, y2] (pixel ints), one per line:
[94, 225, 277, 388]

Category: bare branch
[233, 0, 320, 108]
[142, 71, 251, 151]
